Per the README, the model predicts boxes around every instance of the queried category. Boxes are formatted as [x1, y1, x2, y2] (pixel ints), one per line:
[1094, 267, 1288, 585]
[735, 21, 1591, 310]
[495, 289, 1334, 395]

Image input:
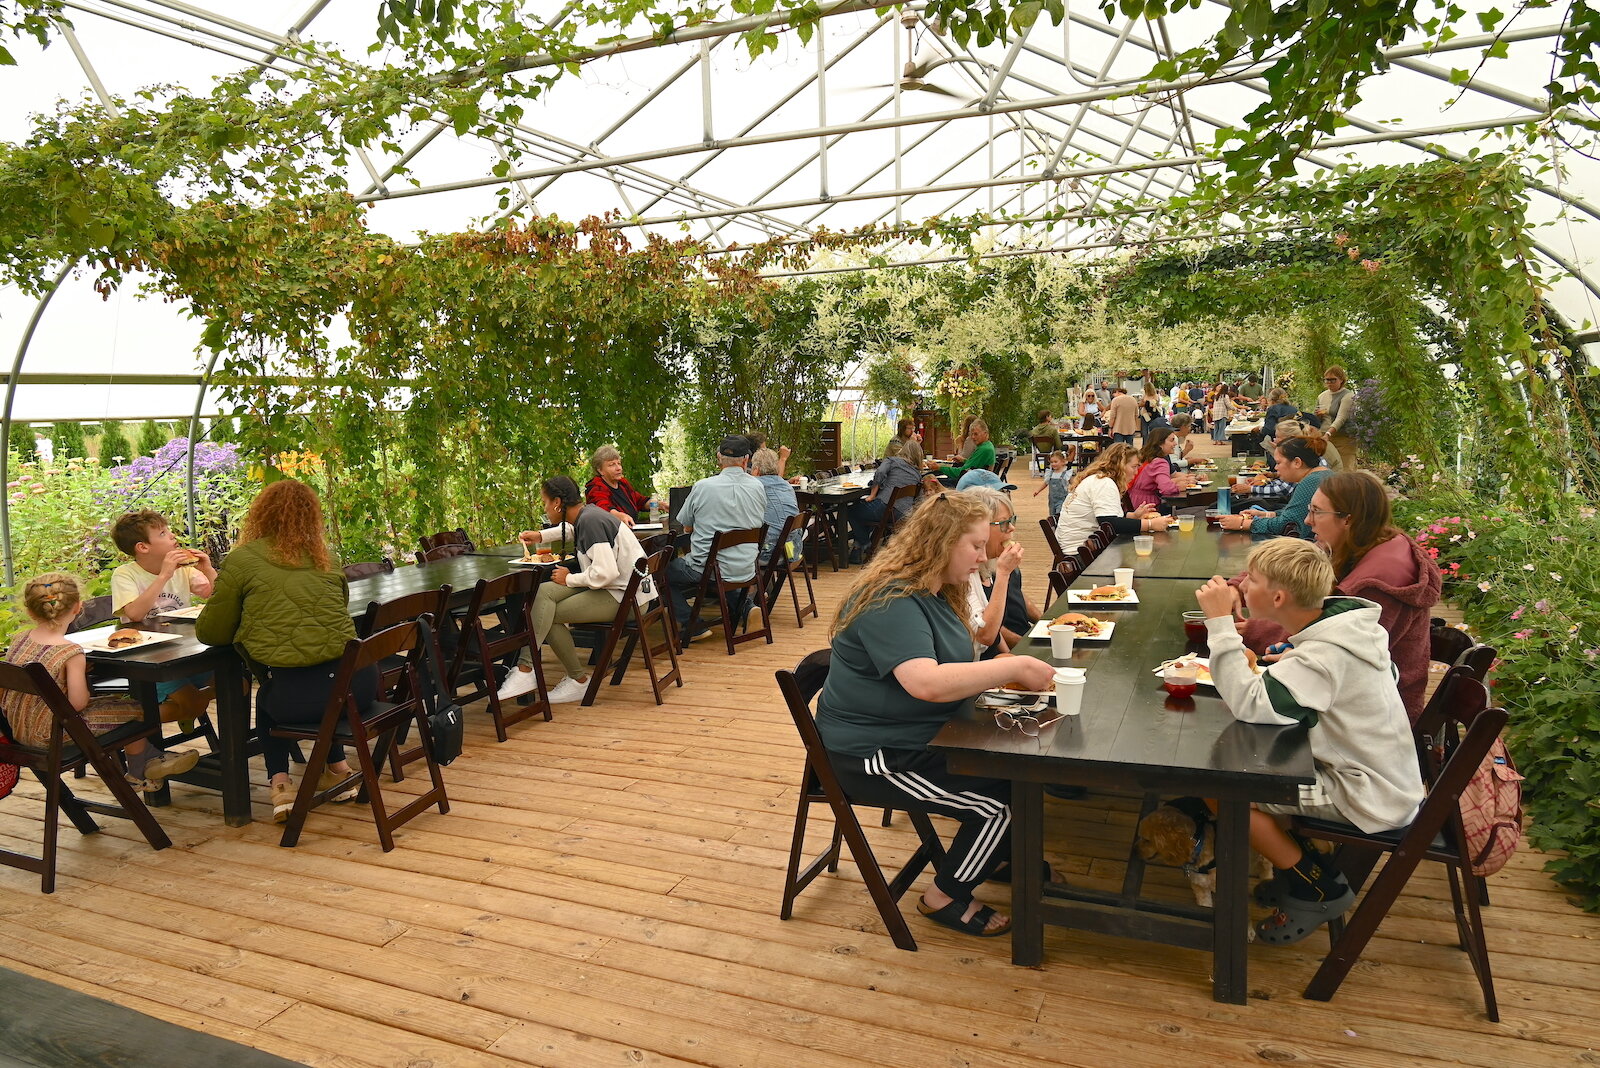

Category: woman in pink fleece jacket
[1229, 471, 1441, 721]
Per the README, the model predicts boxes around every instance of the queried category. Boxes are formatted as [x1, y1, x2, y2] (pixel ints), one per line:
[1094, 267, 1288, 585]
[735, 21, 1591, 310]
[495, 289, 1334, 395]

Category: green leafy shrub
[50, 421, 86, 459]
[8, 423, 37, 463]
[1395, 484, 1600, 911]
[97, 420, 132, 463]
[136, 420, 168, 457]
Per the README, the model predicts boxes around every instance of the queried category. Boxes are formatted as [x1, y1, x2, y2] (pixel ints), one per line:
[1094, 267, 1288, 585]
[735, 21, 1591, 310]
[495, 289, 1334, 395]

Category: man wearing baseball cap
[668, 435, 770, 635]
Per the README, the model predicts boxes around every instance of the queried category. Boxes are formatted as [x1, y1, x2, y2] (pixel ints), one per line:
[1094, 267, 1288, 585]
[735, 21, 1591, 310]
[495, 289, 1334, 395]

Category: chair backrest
[763, 513, 805, 571]
[638, 531, 676, 556]
[1429, 617, 1472, 665]
[1454, 643, 1496, 682]
[644, 545, 675, 585]
[342, 558, 396, 582]
[419, 528, 474, 553]
[0, 661, 77, 747]
[1047, 557, 1081, 599]
[705, 526, 766, 579]
[1407, 673, 1507, 847]
[1038, 518, 1066, 564]
[668, 485, 692, 519]
[416, 544, 469, 565]
[465, 570, 536, 617]
[795, 490, 821, 512]
[1030, 436, 1056, 453]
[775, 649, 833, 745]
[65, 594, 116, 634]
[358, 586, 452, 638]
[1074, 545, 1095, 567]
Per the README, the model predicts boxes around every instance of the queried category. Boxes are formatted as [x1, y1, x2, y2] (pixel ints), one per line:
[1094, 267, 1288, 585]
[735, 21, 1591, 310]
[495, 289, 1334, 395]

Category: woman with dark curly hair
[197, 480, 370, 823]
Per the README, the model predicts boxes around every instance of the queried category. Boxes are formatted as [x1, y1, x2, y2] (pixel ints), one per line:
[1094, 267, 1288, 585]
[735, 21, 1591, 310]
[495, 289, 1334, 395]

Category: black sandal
[917, 897, 1012, 937]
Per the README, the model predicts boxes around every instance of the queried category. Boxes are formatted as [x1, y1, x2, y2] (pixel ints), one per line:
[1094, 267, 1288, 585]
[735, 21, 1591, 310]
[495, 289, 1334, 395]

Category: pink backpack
[1458, 737, 1523, 877]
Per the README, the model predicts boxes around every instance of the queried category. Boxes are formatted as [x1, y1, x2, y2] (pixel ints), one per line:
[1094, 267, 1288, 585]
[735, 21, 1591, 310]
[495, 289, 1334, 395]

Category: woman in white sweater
[1054, 443, 1164, 551]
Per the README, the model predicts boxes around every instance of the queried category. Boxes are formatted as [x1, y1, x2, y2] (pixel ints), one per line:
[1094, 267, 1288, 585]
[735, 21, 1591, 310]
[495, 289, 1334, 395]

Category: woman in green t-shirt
[815, 492, 1056, 938]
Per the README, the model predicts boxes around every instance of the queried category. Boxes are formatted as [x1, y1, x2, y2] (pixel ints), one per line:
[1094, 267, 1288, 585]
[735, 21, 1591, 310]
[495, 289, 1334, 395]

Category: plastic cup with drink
[1133, 535, 1155, 556]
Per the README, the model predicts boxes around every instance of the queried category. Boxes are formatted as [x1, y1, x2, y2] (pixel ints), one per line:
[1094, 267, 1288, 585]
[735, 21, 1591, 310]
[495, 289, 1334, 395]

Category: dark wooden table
[346, 551, 536, 612]
[1082, 528, 1266, 580]
[929, 580, 1314, 1003]
[86, 627, 254, 826]
[810, 478, 868, 568]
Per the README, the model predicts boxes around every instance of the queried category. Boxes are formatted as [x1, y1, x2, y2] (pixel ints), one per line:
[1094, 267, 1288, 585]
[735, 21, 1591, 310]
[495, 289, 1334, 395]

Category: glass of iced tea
[1182, 610, 1209, 644]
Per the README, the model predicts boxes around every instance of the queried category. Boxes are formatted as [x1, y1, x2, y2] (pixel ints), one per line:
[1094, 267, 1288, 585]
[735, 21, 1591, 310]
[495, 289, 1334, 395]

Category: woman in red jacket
[1234, 471, 1441, 722]
[585, 444, 653, 526]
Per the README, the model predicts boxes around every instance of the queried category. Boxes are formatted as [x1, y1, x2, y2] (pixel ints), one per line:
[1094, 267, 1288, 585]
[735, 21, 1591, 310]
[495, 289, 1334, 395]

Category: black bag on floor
[415, 618, 464, 766]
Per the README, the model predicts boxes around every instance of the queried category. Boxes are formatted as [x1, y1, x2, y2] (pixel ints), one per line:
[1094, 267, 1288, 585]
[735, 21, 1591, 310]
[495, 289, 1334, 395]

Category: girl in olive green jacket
[196, 481, 372, 823]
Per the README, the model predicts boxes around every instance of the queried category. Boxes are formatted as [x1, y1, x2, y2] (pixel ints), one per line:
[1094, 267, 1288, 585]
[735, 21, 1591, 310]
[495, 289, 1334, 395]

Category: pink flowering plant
[1397, 487, 1600, 910]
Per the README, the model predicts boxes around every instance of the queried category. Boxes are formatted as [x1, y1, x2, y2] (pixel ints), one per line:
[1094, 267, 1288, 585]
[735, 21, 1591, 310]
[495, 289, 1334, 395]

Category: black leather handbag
[415, 618, 464, 766]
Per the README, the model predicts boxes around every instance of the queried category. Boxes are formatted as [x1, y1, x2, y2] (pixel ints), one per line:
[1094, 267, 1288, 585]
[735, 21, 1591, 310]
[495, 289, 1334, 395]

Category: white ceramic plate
[1029, 618, 1116, 641]
[66, 629, 185, 654]
[631, 523, 665, 532]
[1067, 589, 1139, 605]
[154, 604, 206, 620]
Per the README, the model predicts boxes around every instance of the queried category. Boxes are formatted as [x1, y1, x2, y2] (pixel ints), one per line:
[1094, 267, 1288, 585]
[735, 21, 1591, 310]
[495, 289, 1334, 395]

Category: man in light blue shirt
[669, 435, 770, 632]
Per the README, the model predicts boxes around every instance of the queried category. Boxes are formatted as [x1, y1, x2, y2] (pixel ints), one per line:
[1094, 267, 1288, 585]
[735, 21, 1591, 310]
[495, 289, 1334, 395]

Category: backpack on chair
[1459, 736, 1523, 877]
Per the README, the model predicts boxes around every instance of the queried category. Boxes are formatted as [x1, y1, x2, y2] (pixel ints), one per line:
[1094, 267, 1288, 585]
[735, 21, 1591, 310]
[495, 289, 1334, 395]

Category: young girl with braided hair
[2, 573, 198, 789]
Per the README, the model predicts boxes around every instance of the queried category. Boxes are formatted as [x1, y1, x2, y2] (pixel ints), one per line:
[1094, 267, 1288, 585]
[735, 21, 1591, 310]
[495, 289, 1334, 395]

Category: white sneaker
[496, 666, 538, 700]
[546, 676, 590, 704]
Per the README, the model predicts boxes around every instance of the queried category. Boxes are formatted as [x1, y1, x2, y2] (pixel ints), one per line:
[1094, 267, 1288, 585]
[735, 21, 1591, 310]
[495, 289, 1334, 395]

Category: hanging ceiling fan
[846, 11, 966, 99]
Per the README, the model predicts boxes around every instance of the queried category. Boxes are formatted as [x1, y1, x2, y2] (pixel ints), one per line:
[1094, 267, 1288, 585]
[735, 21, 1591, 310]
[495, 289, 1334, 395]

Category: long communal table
[89, 551, 536, 826]
[1082, 527, 1265, 581]
[929, 577, 1314, 1004]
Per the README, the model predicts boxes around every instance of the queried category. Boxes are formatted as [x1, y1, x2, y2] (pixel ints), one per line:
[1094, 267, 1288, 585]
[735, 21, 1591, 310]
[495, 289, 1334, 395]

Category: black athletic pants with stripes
[830, 747, 1012, 903]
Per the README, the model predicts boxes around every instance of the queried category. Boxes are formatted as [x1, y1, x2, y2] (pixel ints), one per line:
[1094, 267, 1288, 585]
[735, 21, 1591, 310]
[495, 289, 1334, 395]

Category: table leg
[1212, 798, 1251, 1004]
[214, 657, 253, 827]
[1011, 780, 1045, 967]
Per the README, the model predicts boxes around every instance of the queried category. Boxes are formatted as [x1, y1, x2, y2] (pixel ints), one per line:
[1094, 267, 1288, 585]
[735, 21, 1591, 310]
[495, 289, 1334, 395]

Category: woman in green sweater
[196, 480, 370, 823]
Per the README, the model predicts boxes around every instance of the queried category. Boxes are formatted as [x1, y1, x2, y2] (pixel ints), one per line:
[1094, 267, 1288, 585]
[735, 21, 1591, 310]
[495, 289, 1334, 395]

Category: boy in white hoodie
[1195, 538, 1425, 944]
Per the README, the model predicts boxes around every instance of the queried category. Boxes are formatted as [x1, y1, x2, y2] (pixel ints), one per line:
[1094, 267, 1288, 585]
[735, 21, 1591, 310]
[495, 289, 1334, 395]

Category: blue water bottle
[1218, 485, 1231, 515]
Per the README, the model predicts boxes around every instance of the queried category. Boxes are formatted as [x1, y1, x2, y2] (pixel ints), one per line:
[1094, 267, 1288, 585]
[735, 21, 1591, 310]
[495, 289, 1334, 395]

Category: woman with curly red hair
[197, 480, 371, 822]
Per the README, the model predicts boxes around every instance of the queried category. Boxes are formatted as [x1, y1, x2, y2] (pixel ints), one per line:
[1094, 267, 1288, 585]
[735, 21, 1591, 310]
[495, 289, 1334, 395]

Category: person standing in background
[1316, 366, 1358, 465]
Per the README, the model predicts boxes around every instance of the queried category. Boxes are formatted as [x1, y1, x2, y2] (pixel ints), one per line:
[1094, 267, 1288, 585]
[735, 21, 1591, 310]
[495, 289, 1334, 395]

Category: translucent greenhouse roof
[2, 0, 1596, 421]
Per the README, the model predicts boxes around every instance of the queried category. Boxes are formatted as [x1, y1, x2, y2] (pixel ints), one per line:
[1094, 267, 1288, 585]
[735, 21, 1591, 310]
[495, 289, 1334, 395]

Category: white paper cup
[1054, 669, 1086, 716]
[1048, 625, 1075, 658]
[1112, 567, 1135, 588]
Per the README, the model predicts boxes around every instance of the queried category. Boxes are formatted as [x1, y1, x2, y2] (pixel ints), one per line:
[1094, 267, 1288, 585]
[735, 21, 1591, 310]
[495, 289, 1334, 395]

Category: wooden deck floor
[2, 442, 1597, 1067]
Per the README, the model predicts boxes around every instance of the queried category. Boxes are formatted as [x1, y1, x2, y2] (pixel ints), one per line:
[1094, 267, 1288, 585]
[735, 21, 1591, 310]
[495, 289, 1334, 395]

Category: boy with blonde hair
[1194, 538, 1424, 944]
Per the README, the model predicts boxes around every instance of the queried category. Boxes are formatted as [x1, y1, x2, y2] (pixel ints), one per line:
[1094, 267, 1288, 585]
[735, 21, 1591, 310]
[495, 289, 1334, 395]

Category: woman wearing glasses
[1229, 471, 1439, 721]
[815, 491, 1058, 938]
[1315, 366, 1357, 464]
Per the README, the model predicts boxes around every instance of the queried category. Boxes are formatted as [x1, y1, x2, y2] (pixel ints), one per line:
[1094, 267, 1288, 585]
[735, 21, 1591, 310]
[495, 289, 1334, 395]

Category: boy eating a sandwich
[1193, 538, 1424, 944]
[110, 510, 218, 724]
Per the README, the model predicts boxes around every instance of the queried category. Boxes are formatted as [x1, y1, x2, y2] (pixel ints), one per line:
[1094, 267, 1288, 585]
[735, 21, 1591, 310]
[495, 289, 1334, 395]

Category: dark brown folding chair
[274, 621, 450, 852]
[572, 547, 684, 706]
[357, 586, 452, 780]
[758, 513, 818, 629]
[419, 528, 474, 554]
[1029, 435, 1057, 475]
[681, 527, 773, 656]
[1086, 530, 1110, 553]
[342, 558, 396, 581]
[0, 662, 172, 892]
[448, 571, 549, 741]
[794, 491, 840, 573]
[416, 544, 469, 565]
[1038, 518, 1068, 601]
[1074, 544, 1095, 569]
[863, 482, 919, 564]
[1047, 557, 1083, 600]
[776, 650, 947, 951]
[1294, 672, 1507, 1019]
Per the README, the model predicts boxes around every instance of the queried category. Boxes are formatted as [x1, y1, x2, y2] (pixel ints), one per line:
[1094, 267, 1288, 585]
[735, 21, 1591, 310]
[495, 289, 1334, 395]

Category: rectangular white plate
[154, 604, 206, 620]
[631, 523, 665, 532]
[66, 629, 185, 654]
[1029, 618, 1116, 641]
[1067, 589, 1139, 605]
[510, 558, 561, 568]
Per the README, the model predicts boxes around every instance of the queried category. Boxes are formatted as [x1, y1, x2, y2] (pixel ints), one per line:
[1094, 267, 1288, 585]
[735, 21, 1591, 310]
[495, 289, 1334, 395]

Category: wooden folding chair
[1047, 557, 1083, 600]
[419, 527, 474, 554]
[863, 483, 919, 564]
[1294, 672, 1507, 1020]
[448, 571, 550, 741]
[1074, 545, 1095, 569]
[681, 527, 772, 656]
[342, 558, 396, 581]
[0, 662, 172, 893]
[1029, 436, 1057, 475]
[776, 650, 947, 951]
[759, 513, 818, 628]
[357, 585, 452, 780]
[573, 547, 684, 706]
[274, 621, 451, 852]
